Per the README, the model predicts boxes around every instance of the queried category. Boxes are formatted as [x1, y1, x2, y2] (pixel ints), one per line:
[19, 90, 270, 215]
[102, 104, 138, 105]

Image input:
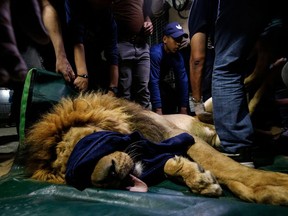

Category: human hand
[107, 87, 118, 97]
[155, 108, 163, 115]
[56, 57, 75, 82]
[179, 37, 190, 50]
[179, 107, 188, 115]
[1, 69, 27, 86]
[143, 21, 153, 36]
[107, 90, 116, 97]
[270, 57, 287, 70]
[73, 76, 88, 92]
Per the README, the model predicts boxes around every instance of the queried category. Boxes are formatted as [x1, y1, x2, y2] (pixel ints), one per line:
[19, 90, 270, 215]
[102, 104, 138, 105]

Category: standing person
[188, 0, 217, 123]
[149, 22, 189, 115]
[0, 0, 49, 86]
[0, 0, 27, 86]
[212, 0, 271, 162]
[0, 0, 28, 129]
[65, 0, 119, 93]
[0, 0, 49, 131]
[112, 0, 153, 108]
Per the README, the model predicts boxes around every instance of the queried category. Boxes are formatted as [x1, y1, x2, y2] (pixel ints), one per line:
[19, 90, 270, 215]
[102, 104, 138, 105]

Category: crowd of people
[1, 0, 288, 165]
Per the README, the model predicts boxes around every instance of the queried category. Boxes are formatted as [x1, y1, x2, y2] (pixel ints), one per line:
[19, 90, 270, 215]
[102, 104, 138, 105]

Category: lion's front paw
[164, 156, 222, 197]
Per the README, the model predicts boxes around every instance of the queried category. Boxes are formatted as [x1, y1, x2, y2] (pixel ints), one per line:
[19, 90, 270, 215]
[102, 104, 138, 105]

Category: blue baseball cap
[163, 22, 188, 39]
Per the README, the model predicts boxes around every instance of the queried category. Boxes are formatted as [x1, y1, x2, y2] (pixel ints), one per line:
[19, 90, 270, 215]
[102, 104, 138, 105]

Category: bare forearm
[109, 65, 118, 87]
[41, 0, 75, 81]
[190, 58, 204, 101]
[73, 43, 88, 91]
[41, 0, 66, 59]
[74, 43, 87, 74]
[189, 32, 206, 101]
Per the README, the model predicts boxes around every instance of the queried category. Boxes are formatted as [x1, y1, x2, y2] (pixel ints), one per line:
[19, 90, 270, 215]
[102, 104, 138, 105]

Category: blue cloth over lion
[65, 131, 195, 190]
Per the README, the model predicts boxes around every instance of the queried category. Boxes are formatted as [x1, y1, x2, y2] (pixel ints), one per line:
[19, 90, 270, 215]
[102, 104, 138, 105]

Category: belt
[119, 35, 146, 45]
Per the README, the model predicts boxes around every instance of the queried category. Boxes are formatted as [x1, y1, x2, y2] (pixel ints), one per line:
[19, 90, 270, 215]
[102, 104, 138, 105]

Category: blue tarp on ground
[1, 158, 288, 216]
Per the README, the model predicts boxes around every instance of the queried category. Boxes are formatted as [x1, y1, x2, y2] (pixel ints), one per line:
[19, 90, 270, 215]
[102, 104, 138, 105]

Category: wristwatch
[191, 96, 203, 103]
[77, 74, 89, 78]
[108, 86, 118, 95]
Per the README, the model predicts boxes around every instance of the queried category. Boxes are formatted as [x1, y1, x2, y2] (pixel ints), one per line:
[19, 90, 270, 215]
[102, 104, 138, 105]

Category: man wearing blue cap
[149, 22, 189, 115]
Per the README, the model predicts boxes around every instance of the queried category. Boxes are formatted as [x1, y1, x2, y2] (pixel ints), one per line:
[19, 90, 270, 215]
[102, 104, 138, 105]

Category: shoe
[227, 153, 255, 168]
[197, 112, 214, 124]
[217, 146, 255, 168]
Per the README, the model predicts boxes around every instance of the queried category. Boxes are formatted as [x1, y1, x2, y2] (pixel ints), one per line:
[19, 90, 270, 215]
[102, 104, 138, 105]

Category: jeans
[212, 0, 265, 153]
[118, 41, 150, 108]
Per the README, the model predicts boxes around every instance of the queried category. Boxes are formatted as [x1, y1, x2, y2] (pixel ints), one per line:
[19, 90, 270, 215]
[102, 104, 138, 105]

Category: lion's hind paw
[164, 156, 222, 197]
[226, 171, 288, 205]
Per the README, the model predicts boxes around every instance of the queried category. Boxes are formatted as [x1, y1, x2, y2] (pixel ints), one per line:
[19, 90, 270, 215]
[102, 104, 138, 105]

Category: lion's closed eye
[91, 159, 115, 185]
[108, 160, 117, 178]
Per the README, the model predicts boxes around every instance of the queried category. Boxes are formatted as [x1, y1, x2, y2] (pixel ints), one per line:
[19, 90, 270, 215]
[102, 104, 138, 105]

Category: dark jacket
[65, 0, 118, 65]
[149, 43, 189, 110]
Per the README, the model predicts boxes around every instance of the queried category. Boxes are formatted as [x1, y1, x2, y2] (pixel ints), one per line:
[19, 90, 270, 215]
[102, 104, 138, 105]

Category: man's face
[163, 36, 183, 54]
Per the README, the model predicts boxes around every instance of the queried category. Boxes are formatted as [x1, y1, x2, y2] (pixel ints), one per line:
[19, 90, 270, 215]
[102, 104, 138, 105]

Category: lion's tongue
[126, 174, 148, 192]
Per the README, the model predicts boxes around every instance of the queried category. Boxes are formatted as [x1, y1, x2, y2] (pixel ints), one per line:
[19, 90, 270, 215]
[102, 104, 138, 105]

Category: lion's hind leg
[164, 156, 223, 197]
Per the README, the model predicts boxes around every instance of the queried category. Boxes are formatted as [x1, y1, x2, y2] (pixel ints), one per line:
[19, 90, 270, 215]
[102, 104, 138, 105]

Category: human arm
[107, 65, 119, 96]
[149, 46, 163, 114]
[65, 0, 88, 91]
[189, 32, 207, 102]
[143, 16, 153, 36]
[41, 0, 74, 82]
[143, 0, 153, 36]
[173, 53, 189, 115]
[104, 11, 119, 96]
[73, 43, 88, 91]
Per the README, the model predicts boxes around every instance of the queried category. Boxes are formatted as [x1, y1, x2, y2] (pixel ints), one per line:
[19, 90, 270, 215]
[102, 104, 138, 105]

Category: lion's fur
[24, 92, 288, 205]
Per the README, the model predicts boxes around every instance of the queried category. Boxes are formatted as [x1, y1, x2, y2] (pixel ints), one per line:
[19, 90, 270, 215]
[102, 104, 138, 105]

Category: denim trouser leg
[212, 0, 262, 153]
[118, 42, 150, 108]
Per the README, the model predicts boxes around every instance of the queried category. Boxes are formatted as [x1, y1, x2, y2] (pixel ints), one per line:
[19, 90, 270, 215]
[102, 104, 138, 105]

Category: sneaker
[228, 154, 255, 168]
[197, 112, 214, 124]
[217, 146, 255, 168]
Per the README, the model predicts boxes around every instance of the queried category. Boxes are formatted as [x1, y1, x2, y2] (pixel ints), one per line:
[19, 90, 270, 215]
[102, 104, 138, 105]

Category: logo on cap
[176, 24, 182, 30]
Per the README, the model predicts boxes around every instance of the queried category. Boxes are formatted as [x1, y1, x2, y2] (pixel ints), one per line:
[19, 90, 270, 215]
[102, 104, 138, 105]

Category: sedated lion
[24, 92, 288, 205]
